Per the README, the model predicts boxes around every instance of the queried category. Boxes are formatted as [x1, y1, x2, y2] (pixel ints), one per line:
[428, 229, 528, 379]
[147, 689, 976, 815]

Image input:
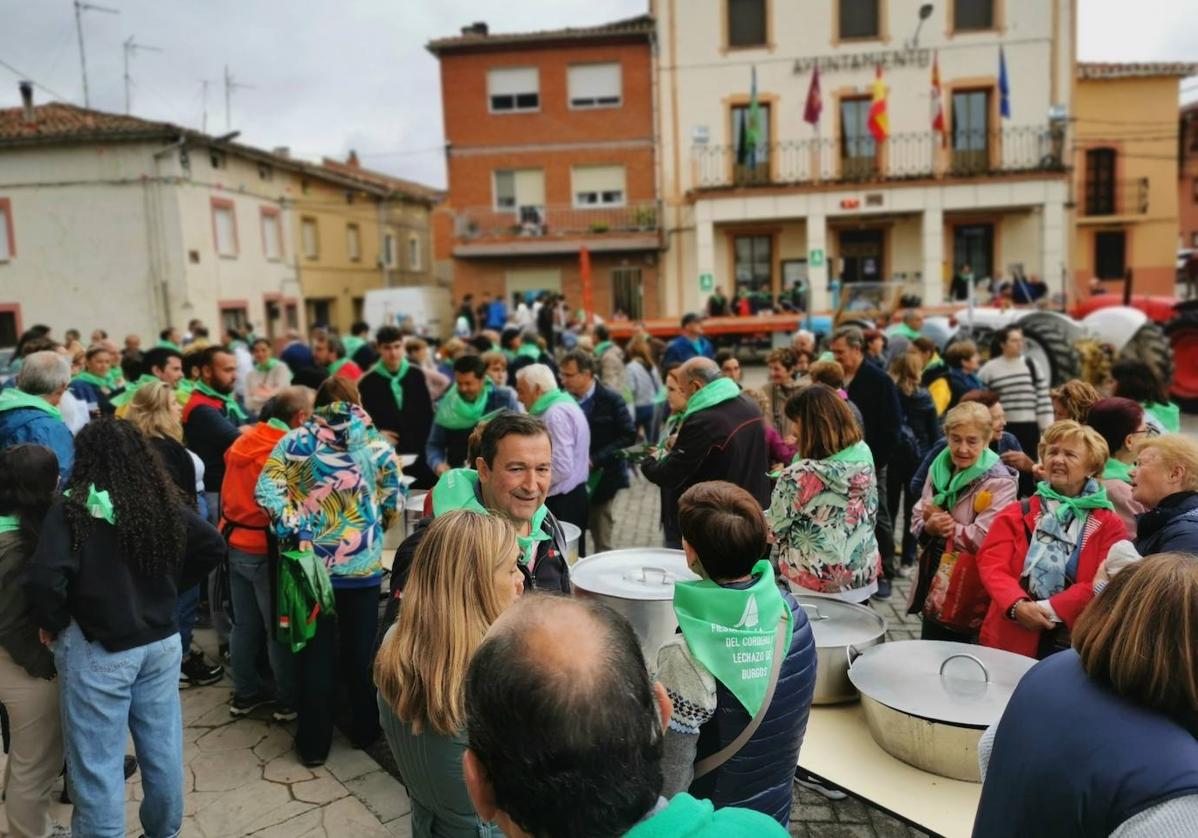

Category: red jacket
[219, 421, 288, 553]
[334, 360, 363, 381]
[977, 496, 1127, 657]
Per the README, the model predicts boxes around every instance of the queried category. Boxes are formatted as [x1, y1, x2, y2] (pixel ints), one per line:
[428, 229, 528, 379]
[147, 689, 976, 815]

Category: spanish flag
[867, 65, 889, 142]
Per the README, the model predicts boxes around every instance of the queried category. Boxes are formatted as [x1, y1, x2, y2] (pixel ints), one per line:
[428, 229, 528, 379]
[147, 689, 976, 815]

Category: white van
[363, 287, 453, 341]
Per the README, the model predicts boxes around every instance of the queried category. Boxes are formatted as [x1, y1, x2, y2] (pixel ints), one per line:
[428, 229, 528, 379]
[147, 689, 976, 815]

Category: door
[505, 268, 562, 303]
[838, 229, 885, 284]
[952, 90, 990, 174]
[612, 267, 643, 320]
[953, 224, 994, 284]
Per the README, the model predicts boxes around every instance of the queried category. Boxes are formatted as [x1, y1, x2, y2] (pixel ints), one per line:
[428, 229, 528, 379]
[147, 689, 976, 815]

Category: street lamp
[907, 4, 935, 49]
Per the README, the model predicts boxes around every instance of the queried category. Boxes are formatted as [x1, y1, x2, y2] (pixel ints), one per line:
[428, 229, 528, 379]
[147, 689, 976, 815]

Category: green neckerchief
[818, 350, 834, 362]
[1102, 457, 1133, 484]
[266, 418, 290, 433]
[176, 378, 195, 406]
[0, 514, 20, 534]
[343, 336, 366, 360]
[1143, 401, 1180, 434]
[435, 381, 493, 430]
[891, 323, 922, 341]
[157, 340, 182, 352]
[529, 388, 576, 417]
[515, 342, 542, 360]
[923, 355, 945, 374]
[255, 358, 279, 373]
[1035, 480, 1114, 523]
[430, 468, 550, 565]
[73, 371, 110, 390]
[678, 376, 741, 425]
[110, 374, 159, 409]
[690, 338, 706, 356]
[328, 357, 352, 377]
[370, 358, 411, 411]
[930, 447, 998, 509]
[672, 560, 791, 717]
[0, 388, 62, 420]
[64, 484, 116, 525]
[195, 380, 248, 421]
[827, 439, 874, 465]
[105, 368, 123, 389]
[593, 340, 614, 358]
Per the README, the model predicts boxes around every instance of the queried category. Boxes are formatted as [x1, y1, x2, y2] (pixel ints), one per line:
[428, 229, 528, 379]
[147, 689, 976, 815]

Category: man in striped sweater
[978, 326, 1054, 456]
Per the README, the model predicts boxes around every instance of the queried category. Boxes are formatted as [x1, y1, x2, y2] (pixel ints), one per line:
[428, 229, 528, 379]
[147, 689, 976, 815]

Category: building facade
[1072, 64, 1196, 297]
[652, 0, 1077, 315]
[1180, 101, 1198, 254]
[428, 16, 662, 321]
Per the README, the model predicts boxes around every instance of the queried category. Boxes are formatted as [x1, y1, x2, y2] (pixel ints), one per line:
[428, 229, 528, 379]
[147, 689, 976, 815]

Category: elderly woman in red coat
[977, 421, 1128, 659]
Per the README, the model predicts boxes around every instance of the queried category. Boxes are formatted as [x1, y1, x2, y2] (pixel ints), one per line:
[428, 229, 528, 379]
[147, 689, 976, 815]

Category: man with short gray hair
[642, 357, 770, 548]
[0, 350, 75, 479]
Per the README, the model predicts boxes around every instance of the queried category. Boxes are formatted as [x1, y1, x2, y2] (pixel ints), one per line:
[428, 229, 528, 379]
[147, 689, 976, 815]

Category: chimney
[272, 146, 290, 158]
[460, 21, 488, 36]
[347, 149, 360, 168]
[19, 80, 34, 124]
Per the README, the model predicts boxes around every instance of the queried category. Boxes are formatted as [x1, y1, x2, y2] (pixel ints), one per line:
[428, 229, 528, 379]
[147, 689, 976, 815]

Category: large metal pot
[559, 521, 582, 566]
[794, 596, 887, 704]
[570, 549, 699, 667]
[848, 640, 1036, 782]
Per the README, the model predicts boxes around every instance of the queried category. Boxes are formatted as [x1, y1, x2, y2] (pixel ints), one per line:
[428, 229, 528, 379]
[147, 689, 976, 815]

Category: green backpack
[276, 548, 337, 653]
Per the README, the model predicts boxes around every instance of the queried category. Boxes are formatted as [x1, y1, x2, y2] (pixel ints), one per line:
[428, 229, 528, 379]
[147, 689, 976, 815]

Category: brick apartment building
[427, 16, 662, 321]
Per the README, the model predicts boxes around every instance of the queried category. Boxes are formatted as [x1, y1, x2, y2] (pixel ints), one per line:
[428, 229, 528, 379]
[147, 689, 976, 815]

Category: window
[488, 68, 539, 113]
[839, 0, 880, 40]
[0, 198, 13, 262]
[220, 305, 249, 333]
[301, 217, 319, 260]
[211, 199, 238, 258]
[493, 169, 545, 214]
[612, 267, 643, 320]
[258, 163, 273, 181]
[408, 235, 422, 270]
[952, 90, 991, 174]
[209, 149, 226, 170]
[953, 0, 994, 31]
[732, 103, 771, 183]
[0, 309, 17, 347]
[840, 97, 876, 178]
[572, 165, 626, 207]
[347, 223, 361, 261]
[568, 63, 621, 109]
[260, 208, 282, 261]
[306, 299, 332, 328]
[953, 224, 994, 284]
[384, 233, 396, 268]
[1085, 148, 1117, 216]
[727, 0, 767, 48]
[1094, 231, 1126, 280]
[734, 235, 772, 294]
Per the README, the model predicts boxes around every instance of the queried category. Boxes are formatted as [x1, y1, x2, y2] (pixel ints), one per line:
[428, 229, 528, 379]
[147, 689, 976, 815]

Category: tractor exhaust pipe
[1123, 268, 1133, 307]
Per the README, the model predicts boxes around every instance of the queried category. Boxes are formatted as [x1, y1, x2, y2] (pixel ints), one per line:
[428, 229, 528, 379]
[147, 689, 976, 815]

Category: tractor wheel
[1119, 322, 1174, 391]
[1020, 317, 1081, 387]
[961, 326, 997, 360]
[1166, 310, 1198, 413]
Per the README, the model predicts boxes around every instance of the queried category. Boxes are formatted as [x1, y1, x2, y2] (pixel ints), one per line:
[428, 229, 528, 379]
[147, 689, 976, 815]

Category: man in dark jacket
[641, 359, 770, 548]
[359, 326, 435, 488]
[183, 347, 248, 519]
[663, 313, 716, 369]
[426, 355, 518, 475]
[560, 350, 637, 554]
[1131, 435, 1198, 555]
[0, 351, 74, 481]
[830, 326, 902, 598]
[506, 329, 558, 388]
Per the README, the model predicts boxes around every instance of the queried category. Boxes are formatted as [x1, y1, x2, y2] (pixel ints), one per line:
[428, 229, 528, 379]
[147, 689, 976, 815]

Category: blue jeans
[229, 548, 296, 706]
[54, 621, 184, 838]
[634, 404, 659, 445]
[203, 491, 232, 644]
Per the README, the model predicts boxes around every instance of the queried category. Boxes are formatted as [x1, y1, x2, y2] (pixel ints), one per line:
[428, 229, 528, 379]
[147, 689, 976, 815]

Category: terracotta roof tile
[319, 158, 442, 202]
[427, 14, 654, 54]
[1077, 62, 1198, 80]
[0, 102, 179, 144]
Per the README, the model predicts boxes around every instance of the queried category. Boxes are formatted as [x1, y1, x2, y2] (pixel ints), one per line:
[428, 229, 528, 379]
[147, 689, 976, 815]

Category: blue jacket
[1133, 491, 1198, 556]
[690, 590, 817, 825]
[577, 382, 637, 503]
[974, 649, 1198, 838]
[663, 335, 715, 369]
[0, 406, 74, 480]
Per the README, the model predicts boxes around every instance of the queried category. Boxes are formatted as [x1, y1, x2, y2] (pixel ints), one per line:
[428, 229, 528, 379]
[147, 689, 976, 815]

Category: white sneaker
[796, 774, 848, 801]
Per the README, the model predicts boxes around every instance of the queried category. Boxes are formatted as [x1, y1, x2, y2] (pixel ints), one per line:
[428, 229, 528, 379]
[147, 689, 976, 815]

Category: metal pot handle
[845, 643, 862, 670]
[798, 602, 828, 621]
[639, 567, 670, 585]
[939, 653, 990, 683]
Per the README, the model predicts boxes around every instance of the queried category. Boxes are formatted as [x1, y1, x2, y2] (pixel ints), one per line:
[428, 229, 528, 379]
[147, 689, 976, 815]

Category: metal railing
[692, 126, 1065, 189]
[1082, 177, 1149, 217]
[453, 201, 660, 240]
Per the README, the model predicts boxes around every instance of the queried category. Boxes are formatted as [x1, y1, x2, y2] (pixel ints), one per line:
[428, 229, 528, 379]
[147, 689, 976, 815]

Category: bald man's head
[464, 596, 667, 837]
[680, 357, 720, 398]
[268, 386, 315, 428]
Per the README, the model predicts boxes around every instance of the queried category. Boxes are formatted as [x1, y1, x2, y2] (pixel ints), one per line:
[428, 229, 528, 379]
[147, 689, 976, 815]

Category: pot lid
[795, 596, 887, 648]
[848, 640, 1036, 727]
[570, 549, 699, 601]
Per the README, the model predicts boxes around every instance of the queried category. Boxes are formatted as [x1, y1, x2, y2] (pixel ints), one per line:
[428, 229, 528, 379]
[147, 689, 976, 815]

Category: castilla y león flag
[868, 65, 889, 142]
[931, 53, 946, 146]
[803, 65, 822, 126]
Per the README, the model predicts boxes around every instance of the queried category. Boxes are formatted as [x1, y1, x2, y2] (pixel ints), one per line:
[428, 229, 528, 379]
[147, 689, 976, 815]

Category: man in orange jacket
[220, 386, 314, 719]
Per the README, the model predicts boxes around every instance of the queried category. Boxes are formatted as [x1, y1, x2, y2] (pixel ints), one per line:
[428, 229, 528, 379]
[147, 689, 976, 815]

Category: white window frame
[568, 63, 622, 110]
[211, 200, 238, 258]
[260, 208, 282, 261]
[0, 199, 13, 262]
[488, 67, 540, 114]
[493, 169, 545, 214]
[571, 165, 627, 209]
[383, 232, 397, 268]
[346, 223, 361, 261]
[301, 217, 319, 260]
[408, 234, 422, 270]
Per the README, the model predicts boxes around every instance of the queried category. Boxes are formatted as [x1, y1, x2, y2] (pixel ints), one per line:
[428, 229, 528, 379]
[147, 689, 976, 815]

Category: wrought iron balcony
[692, 126, 1065, 190]
[453, 201, 660, 240]
[1082, 177, 1149, 217]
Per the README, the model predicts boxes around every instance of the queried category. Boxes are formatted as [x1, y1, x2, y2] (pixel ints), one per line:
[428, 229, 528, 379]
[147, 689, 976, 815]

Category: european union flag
[999, 47, 1011, 119]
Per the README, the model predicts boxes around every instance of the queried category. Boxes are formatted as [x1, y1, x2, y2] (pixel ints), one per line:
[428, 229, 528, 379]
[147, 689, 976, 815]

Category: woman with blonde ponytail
[374, 509, 523, 837]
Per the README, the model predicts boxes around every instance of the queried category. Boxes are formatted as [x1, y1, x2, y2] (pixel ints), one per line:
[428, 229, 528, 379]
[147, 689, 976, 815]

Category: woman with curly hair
[26, 419, 225, 838]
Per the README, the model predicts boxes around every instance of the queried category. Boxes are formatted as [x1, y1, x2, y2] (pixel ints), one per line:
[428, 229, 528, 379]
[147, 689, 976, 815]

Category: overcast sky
[1, 0, 1194, 189]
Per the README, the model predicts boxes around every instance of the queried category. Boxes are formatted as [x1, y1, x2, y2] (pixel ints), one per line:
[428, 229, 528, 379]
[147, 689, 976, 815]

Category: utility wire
[0, 56, 73, 102]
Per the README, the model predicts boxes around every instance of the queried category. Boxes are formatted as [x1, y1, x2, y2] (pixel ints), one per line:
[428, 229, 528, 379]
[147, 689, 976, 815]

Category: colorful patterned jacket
[255, 401, 401, 587]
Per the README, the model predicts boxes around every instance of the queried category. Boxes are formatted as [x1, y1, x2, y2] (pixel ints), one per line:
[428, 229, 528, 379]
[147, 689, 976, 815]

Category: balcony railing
[1082, 177, 1149, 217]
[692, 126, 1065, 189]
[453, 202, 660, 240]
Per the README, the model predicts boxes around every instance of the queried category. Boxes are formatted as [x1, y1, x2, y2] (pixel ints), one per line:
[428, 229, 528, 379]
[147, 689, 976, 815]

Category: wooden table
[797, 704, 981, 838]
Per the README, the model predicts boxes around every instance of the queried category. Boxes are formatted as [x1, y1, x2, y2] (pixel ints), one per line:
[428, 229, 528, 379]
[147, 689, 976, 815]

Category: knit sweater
[977, 355, 1053, 429]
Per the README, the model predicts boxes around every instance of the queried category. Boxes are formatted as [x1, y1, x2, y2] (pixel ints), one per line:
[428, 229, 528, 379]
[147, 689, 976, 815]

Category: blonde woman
[375, 509, 523, 838]
[124, 381, 203, 510]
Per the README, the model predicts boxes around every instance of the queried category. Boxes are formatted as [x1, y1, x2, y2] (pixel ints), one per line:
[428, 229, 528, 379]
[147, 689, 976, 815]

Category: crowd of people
[0, 298, 1195, 837]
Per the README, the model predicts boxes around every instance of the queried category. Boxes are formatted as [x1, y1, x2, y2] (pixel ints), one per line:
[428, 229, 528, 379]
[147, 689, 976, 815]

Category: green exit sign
[809, 249, 825, 267]
[699, 273, 714, 291]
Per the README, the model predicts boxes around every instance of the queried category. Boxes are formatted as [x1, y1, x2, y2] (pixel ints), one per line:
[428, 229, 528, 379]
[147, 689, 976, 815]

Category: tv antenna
[223, 65, 254, 132]
[123, 36, 163, 114]
[74, 1, 120, 108]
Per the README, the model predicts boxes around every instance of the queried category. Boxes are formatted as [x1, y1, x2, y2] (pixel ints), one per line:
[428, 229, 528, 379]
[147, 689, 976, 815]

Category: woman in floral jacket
[766, 384, 880, 603]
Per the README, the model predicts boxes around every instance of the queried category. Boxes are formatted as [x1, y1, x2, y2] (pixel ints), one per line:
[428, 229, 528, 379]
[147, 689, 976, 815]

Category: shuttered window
[301, 217, 318, 260]
[212, 200, 238, 257]
[568, 63, 621, 108]
[494, 169, 546, 211]
[260, 209, 282, 261]
[488, 67, 539, 112]
[572, 165, 626, 207]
